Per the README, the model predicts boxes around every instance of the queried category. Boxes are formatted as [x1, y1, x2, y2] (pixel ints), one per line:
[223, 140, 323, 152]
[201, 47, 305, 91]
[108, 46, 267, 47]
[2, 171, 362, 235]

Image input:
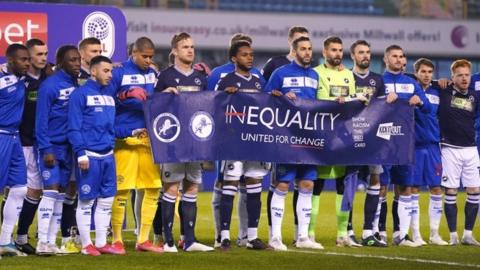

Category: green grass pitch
[2, 191, 480, 270]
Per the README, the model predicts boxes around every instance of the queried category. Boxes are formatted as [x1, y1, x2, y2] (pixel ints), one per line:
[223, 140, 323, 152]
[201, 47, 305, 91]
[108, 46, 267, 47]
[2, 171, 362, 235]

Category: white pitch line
[288, 250, 480, 269]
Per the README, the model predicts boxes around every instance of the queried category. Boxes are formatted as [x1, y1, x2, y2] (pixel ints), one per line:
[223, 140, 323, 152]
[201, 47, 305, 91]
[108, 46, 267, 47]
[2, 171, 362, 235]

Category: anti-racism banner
[144, 92, 415, 165]
[0, 2, 127, 62]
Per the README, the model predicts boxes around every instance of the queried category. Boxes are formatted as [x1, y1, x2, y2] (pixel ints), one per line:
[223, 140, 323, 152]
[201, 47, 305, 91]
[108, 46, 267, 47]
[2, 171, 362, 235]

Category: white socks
[296, 188, 312, 239]
[270, 188, 286, 238]
[0, 186, 26, 245]
[76, 199, 95, 248]
[398, 195, 412, 239]
[429, 194, 443, 236]
[94, 197, 114, 248]
[37, 190, 58, 244]
[47, 193, 64, 245]
[410, 194, 420, 239]
[76, 197, 114, 248]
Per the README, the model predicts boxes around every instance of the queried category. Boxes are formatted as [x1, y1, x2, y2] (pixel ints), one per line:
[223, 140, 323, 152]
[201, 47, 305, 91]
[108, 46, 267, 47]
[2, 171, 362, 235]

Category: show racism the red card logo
[0, 12, 47, 56]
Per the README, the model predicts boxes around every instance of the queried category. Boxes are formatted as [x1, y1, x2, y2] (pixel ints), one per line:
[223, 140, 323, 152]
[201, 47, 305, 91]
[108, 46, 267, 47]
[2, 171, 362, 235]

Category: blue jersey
[208, 62, 265, 91]
[68, 79, 116, 157]
[19, 70, 48, 146]
[353, 70, 385, 98]
[438, 85, 479, 147]
[264, 61, 318, 100]
[111, 58, 157, 139]
[0, 65, 25, 134]
[215, 72, 264, 92]
[36, 70, 78, 154]
[469, 72, 480, 144]
[383, 71, 431, 114]
[415, 85, 440, 146]
[471, 72, 480, 92]
[261, 55, 291, 82]
[155, 66, 207, 92]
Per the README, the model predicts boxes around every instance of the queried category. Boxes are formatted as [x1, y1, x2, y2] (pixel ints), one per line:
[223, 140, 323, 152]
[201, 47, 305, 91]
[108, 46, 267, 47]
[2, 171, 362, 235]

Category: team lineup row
[0, 25, 480, 258]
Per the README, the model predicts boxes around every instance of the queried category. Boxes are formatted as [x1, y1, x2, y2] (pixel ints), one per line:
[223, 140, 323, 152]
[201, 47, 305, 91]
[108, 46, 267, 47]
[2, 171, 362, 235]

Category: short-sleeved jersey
[261, 55, 292, 82]
[215, 72, 264, 92]
[352, 70, 385, 99]
[19, 69, 48, 146]
[314, 64, 356, 101]
[155, 66, 207, 92]
[264, 61, 318, 100]
[208, 62, 265, 91]
[438, 85, 479, 147]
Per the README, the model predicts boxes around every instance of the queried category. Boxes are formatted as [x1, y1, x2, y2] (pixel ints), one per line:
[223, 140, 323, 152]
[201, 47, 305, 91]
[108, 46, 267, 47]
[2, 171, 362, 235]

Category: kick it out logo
[153, 113, 181, 143]
[82, 11, 115, 57]
[376, 122, 404, 141]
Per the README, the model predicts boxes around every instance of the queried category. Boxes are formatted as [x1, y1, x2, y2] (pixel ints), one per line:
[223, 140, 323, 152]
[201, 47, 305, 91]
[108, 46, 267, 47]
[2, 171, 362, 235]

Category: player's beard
[327, 57, 341, 67]
[357, 59, 370, 69]
[299, 56, 312, 67]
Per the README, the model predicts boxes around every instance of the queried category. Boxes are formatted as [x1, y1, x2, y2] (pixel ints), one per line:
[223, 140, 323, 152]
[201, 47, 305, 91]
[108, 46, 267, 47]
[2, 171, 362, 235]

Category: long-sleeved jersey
[35, 70, 78, 154]
[314, 64, 356, 101]
[155, 66, 207, 93]
[111, 58, 157, 139]
[471, 72, 480, 92]
[415, 85, 440, 146]
[382, 71, 431, 114]
[264, 61, 318, 100]
[68, 79, 116, 157]
[207, 61, 265, 91]
[438, 85, 479, 147]
[19, 70, 48, 146]
[215, 71, 264, 92]
[0, 65, 25, 134]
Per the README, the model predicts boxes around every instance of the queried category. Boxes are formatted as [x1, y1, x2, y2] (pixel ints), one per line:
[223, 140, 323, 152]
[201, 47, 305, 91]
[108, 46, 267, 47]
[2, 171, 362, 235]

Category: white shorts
[222, 160, 271, 181]
[441, 146, 480, 189]
[161, 162, 202, 184]
[23, 146, 42, 190]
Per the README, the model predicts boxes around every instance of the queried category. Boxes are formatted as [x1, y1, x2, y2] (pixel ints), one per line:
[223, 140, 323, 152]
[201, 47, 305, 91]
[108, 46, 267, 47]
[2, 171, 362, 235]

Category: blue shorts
[38, 144, 73, 188]
[275, 164, 317, 182]
[382, 165, 414, 186]
[0, 134, 26, 190]
[76, 154, 117, 200]
[413, 144, 442, 187]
